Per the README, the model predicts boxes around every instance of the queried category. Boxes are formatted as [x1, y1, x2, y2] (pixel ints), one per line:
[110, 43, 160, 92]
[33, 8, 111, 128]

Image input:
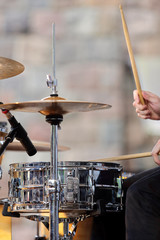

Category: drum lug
[64, 176, 79, 203]
[45, 179, 60, 199]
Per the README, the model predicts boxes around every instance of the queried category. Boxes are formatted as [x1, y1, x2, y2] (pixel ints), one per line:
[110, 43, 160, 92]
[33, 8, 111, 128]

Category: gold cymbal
[6, 140, 69, 152]
[0, 96, 111, 115]
[0, 57, 24, 80]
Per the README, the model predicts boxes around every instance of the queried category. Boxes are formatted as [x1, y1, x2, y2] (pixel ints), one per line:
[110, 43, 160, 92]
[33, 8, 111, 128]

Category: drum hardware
[25, 214, 49, 235]
[45, 113, 63, 240]
[1, 199, 49, 233]
[34, 215, 47, 240]
[68, 218, 78, 236]
[0, 26, 111, 240]
[63, 171, 79, 203]
[59, 214, 91, 240]
[0, 56, 25, 80]
[59, 218, 77, 240]
[2, 201, 20, 218]
[25, 215, 49, 223]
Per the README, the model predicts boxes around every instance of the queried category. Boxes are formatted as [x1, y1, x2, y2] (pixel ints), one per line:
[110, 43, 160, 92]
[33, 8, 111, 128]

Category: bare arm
[133, 90, 160, 165]
[151, 140, 160, 166]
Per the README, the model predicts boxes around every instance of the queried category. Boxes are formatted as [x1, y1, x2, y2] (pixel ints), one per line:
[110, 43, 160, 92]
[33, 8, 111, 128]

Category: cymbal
[0, 57, 24, 80]
[6, 140, 69, 152]
[0, 96, 111, 115]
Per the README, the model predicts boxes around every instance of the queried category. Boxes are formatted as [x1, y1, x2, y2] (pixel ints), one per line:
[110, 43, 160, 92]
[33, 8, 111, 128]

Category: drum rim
[9, 161, 122, 172]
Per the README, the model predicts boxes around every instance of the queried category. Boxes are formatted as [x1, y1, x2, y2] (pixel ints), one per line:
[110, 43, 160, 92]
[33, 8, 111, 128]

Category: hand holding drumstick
[133, 90, 160, 120]
[133, 90, 160, 165]
[120, 5, 160, 164]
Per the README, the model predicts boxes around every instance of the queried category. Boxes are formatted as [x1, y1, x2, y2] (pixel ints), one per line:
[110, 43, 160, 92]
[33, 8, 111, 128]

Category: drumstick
[88, 151, 155, 163]
[119, 5, 145, 105]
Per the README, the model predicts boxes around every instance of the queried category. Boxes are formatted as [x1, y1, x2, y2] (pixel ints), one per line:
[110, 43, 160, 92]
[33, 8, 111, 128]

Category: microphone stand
[0, 128, 17, 157]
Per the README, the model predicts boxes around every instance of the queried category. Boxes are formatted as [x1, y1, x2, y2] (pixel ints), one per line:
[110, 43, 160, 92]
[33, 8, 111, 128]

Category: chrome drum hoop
[8, 161, 94, 215]
[8, 161, 123, 214]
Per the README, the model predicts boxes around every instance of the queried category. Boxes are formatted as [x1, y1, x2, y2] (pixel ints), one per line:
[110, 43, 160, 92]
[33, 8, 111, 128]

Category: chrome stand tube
[50, 124, 59, 240]
[46, 114, 63, 240]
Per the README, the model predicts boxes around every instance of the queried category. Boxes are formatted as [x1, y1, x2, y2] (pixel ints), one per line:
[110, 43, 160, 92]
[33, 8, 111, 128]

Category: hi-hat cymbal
[0, 96, 111, 115]
[0, 57, 25, 80]
[6, 140, 69, 152]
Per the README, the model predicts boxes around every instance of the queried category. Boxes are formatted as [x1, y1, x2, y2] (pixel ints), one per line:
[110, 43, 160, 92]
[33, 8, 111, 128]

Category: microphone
[1, 109, 37, 156]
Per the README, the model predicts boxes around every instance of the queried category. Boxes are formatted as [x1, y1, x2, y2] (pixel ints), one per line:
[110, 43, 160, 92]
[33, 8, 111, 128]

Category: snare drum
[8, 161, 123, 216]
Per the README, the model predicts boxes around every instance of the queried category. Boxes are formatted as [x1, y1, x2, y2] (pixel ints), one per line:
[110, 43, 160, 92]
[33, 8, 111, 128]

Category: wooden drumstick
[119, 5, 145, 105]
[88, 151, 155, 163]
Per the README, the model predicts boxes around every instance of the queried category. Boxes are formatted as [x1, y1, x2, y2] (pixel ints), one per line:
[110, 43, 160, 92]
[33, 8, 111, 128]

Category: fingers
[142, 91, 158, 101]
[134, 90, 158, 103]
[137, 112, 151, 119]
[135, 108, 151, 119]
[133, 90, 148, 110]
[133, 101, 147, 110]
[133, 92, 150, 119]
[152, 140, 160, 166]
[133, 90, 140, 104]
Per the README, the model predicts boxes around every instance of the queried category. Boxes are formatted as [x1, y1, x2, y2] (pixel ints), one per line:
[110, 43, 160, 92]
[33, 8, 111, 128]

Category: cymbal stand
[45, 23, 64, 240]
[59, 218, 76, 240]
[46, 113, 63, 240]
[59, 215, 89, 240]
[35, 220, 47, 240]
[46, 36, 63, 238]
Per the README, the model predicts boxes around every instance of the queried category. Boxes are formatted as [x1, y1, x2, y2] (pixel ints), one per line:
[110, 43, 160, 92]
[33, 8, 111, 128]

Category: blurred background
[0, 0, 160, 239]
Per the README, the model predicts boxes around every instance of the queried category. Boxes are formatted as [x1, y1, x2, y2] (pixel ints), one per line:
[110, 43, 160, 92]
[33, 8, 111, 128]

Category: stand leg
[35, 220, 47, 240]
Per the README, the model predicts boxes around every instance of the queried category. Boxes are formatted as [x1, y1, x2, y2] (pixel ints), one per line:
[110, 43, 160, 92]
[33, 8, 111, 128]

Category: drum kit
[0, 8, 156, 238]
[0, 22, 147, 240]
[0, 47, 126, 240]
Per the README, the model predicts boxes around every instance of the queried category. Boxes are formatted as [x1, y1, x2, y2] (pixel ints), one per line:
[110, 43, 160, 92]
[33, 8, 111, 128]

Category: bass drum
[8, 161, 123, 217]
